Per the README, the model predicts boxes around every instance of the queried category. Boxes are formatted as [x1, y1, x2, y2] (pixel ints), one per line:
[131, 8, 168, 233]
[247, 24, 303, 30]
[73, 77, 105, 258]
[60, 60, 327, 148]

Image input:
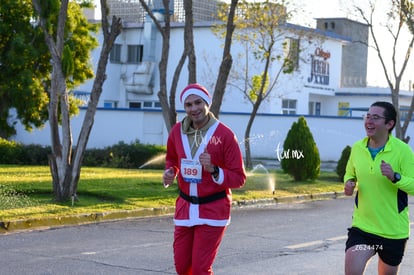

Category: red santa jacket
[166, 118, 246, 227]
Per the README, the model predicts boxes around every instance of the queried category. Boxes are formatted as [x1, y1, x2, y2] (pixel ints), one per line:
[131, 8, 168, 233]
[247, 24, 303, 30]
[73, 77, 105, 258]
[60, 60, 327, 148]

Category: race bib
[181, 159, 202, 183]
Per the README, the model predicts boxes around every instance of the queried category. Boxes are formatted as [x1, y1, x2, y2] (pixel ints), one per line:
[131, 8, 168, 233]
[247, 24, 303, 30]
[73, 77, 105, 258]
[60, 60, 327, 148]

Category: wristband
[211, 166, 219, 177]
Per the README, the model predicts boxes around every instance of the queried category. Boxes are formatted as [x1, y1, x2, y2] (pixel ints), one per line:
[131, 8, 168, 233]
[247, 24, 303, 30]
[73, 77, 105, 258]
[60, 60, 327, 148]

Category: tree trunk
[70, 9, 122, 196]
[244, 49, 271, 169]
[168, 0, 195, 120]
[144, 0, 175, 132]
[32, 0, 71, 201]
[48, 65, 73, 201]
[34, 0, 122, 202]
[244, 98, 261, 169]
[184, 0, 196, 83]
[137, 0, 176, 132]
[210, 0, 238, 118]
[142, 0, 237, 129]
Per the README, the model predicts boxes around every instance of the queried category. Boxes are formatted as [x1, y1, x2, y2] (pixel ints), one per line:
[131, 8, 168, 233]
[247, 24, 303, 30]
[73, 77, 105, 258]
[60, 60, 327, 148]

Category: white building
[12, 1, 414, 162]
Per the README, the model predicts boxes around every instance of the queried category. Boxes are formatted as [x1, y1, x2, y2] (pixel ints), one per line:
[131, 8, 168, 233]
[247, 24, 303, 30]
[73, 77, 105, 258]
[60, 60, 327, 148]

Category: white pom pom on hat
[180, 83, 212, 105]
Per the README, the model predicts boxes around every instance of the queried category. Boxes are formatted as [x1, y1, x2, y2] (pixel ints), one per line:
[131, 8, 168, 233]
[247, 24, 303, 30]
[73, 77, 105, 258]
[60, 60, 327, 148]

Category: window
[143, 101, 162, 109]
[282, 99, 297, 114]
[315, 102, 321, 115]
[110, 44, 122, 63]
[309, 101, 321, 116]
[127, 45, 143, 63]
[129, 101, 161, 109]
[400, 106, 410, 121]
[104, 101, 118, 108]
[129, 102, 142, 109]
[284, 38, 299, 71]
[143, 101, 153, 108]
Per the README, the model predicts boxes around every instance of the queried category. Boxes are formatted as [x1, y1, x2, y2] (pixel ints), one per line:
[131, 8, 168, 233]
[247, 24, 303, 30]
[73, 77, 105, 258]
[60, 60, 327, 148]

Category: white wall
[74, 21, 347, 116]
[13, 109, 414, 162]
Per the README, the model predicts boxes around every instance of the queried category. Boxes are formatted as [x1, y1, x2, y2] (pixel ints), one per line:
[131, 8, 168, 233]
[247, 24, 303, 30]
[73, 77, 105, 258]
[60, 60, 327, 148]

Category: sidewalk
[253, 159, 337, 172]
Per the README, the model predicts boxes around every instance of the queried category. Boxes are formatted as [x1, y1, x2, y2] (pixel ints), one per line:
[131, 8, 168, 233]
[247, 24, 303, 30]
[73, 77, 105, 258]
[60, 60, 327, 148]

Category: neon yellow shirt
[345, 135, 414, 239]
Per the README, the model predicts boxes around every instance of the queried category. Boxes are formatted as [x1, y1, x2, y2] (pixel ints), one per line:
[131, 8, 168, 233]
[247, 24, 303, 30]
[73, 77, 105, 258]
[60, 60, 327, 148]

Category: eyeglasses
[363, 114, 386, 121]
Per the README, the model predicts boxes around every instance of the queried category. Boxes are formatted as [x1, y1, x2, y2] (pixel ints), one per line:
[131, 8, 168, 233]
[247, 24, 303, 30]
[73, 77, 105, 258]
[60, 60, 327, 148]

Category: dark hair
[370, 101, 397, 132]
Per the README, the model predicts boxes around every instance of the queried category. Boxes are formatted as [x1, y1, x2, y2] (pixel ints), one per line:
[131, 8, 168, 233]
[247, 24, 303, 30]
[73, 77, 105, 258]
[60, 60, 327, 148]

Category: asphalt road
[2, 196, 414, 275]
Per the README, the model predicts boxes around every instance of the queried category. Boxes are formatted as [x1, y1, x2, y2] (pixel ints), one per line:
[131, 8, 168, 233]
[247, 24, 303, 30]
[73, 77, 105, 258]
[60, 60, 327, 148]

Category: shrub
[83, 140, 166, 169]
[0, 138, 165, 168]
[20, 144, 51, 165]
[0, 138, 24, 164]
[0, 139, 51, 165]
[82, 147, 110, 167]
[281, 116, 320, 181]
[336, 145, 351, 182]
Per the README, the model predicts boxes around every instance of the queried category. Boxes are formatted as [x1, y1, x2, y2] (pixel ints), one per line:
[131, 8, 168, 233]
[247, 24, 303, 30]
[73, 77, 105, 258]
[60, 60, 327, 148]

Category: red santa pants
[173, 224, 227, 275]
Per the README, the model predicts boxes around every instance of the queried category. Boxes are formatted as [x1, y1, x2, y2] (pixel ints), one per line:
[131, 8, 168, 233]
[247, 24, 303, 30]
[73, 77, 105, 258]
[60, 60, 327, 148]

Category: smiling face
[184, 94, 210, 129]
[364, 106, 393, 141]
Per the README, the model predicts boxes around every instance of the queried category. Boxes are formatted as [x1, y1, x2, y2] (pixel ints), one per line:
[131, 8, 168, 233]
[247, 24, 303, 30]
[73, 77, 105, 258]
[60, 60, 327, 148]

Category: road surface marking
[285, 235, 347, 249]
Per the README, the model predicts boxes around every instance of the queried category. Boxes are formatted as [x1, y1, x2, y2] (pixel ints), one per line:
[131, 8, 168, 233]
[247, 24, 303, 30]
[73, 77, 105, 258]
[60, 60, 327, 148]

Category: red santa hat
[180, 83, 212, 105]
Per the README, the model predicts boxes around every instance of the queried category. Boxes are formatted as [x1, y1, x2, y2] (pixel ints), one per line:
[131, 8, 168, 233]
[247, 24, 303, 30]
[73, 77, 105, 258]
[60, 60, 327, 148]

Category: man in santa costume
[163, 83, 246, 275]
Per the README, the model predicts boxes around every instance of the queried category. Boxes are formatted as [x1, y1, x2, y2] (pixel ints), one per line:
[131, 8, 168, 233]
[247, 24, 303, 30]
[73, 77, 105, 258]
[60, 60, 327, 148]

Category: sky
[290, 0, 348, 26]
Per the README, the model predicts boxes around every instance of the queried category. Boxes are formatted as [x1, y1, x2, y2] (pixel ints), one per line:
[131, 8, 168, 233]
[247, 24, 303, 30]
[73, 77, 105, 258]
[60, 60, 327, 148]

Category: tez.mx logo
[195, 135, 222, 147]
[275, 142, 304, 162]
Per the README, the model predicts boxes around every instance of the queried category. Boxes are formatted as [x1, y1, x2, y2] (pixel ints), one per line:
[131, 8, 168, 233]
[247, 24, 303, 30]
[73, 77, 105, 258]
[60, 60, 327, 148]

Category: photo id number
[352, 244, 383, 252]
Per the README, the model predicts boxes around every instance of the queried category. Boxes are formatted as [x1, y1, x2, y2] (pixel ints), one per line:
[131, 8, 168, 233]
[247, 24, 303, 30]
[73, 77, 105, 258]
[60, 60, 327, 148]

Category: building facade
[12, 1, 414, 161]
[77, 4, 413, 116]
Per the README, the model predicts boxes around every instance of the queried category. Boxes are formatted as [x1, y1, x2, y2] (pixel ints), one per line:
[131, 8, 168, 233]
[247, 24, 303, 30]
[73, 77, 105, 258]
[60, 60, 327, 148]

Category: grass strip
[0, 165, 344, 221]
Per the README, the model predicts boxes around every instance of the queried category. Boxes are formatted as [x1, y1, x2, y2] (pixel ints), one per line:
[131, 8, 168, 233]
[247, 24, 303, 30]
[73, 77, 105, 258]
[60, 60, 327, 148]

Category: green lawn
[0, 165, 344, 221]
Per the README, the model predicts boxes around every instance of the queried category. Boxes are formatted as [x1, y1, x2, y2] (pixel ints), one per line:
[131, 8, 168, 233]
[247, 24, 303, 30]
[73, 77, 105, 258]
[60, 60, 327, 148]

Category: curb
[234, 191, 345, 206]
[0, 192, 345, 235]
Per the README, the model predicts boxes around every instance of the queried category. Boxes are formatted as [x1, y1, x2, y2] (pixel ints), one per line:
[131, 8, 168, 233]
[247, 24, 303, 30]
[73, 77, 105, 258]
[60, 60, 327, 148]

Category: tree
[355, 0, 414, 142]
[0, 0, 96, 139]
[32, 0, 122, 202]
[281, 116, 320, 181]
[336, 145, 351, 182]
[138, 0, 239, 131]
[0, 0, 51, 138]
[217, 0, 297, 168]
